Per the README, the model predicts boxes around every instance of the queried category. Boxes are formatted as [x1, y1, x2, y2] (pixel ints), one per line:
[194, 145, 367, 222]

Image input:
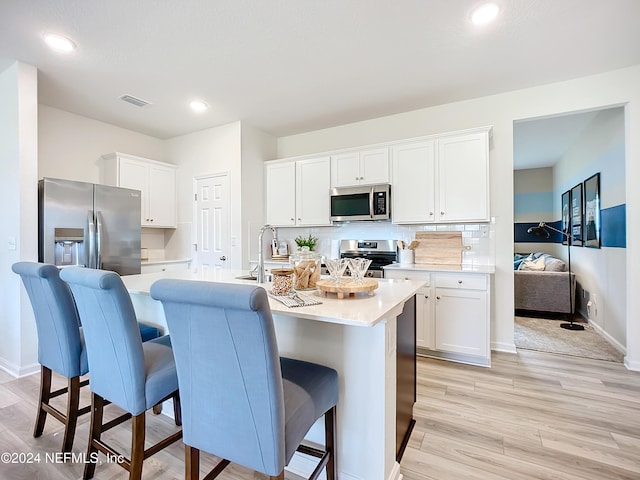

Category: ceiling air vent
[120, 94, 151, 108]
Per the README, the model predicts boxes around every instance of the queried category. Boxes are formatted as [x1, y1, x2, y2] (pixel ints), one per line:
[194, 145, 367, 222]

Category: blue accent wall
[601, 204, 626, 248]
[515, 204, 626, 248]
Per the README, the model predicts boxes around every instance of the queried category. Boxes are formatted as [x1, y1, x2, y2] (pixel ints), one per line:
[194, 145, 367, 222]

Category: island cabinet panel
[101, 152, 177, 228]
[391, 130, 490, 224]
[265, 157, 331, 227]
[331, 147, 389, 187]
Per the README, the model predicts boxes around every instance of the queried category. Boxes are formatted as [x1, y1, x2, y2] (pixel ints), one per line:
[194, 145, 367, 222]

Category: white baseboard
[388, 462, 403, 480]
[0, 358, 39, 378]
[491, 341, 517, 354]
[624, 357, 640, 372]
[587, 320, 626, 354]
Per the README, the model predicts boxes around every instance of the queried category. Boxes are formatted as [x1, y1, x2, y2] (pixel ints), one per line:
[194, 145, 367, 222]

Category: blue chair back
[12, 262, 86, 378]
[150, 280, 285, 474]
[60, 267, 147, 415]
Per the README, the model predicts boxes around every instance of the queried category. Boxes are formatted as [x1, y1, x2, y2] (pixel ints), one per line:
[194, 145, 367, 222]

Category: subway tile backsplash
[272, 222, 495, 266]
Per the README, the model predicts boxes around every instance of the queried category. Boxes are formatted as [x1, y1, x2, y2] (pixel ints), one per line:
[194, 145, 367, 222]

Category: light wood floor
[402, 350, 640, 480]
[1, 350, 639, 479]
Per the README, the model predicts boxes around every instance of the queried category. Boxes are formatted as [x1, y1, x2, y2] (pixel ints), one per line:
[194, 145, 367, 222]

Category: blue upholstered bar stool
[150, 280, 338, 480]
[11, 261, 90, 453]
[60, 267, 182, 480]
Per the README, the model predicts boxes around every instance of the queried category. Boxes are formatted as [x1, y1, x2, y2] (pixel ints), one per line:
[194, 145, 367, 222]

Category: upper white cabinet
[437, 133, 489, 222]
[391, 140, 436, 223]
[265, 161, 296, 226]
[265, 157, 331, 227]
[391, 131, 490, 223]
[331, 147, 389, 187]
[101, 153, 177, 228]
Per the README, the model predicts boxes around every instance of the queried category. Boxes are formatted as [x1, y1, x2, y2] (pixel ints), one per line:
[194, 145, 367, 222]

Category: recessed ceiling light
[470, 3, 500, 25]
[43, 33, 76, 53]
[189, 100, 209, 112]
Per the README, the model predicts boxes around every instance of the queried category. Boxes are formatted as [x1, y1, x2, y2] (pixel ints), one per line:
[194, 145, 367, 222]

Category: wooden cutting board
[413, 232, 463, 265]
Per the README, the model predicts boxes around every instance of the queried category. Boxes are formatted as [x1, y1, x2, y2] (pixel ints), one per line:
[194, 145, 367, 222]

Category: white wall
[241, 123, 277, 268]
[277, 65, 640, 367]
[0, 62, 39, 376]
[38, 105, 168, 183]
[166, 122, 243, 267]
[165, 122, 277, 270]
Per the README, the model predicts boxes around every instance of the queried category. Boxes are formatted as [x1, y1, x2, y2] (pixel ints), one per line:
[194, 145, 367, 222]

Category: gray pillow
[544, 258, 566, 272]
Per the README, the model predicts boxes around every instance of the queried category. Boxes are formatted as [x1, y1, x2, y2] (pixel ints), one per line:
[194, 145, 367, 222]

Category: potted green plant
[294, 234, 318, 251]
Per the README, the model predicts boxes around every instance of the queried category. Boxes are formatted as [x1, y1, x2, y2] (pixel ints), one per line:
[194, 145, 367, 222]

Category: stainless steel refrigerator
[38, 177, 142, 275]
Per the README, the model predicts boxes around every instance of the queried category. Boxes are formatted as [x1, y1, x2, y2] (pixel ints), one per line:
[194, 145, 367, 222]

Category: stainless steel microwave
[330, 184, 391, 222]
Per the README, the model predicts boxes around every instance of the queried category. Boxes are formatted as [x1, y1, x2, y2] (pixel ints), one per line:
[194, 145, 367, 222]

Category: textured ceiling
[1, 0, 639, 152]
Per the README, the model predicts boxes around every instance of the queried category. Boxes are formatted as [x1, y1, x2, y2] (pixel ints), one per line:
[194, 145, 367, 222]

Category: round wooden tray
[315, 278, 379, 299]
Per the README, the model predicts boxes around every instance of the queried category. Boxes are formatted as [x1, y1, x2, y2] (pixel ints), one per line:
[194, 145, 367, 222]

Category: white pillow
[519, 256, 546, 271]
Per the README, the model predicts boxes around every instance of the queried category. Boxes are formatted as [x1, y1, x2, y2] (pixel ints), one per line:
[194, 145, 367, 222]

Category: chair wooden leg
[269, 473, 285, 480]
[84, 393, 104, 480]
[173, 391, 182, 426]
[185, 444, 199, 480]
[33, 365, 52, 438]
[62, 376, 81, 453]
[152, 403, 163, 414]
[325, 406, 337, 480]
[129, 413, 146, 480]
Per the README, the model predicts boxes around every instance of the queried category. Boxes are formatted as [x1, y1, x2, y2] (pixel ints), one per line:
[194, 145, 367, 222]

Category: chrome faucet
[257, 224, 277, 283]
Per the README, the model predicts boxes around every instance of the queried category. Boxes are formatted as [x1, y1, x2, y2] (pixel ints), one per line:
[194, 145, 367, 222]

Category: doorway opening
[512, 106, 626, 362]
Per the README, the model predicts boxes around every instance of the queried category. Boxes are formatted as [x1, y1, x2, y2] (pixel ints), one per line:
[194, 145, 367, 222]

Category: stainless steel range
[338, 239, 397, 278]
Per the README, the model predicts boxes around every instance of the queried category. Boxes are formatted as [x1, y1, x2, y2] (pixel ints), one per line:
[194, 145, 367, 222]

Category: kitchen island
[122, 269, 423, 480]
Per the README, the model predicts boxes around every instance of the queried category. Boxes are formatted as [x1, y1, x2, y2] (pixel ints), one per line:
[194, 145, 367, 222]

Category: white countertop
[384, 262, 495, 274]
[122, 269, 423, 328]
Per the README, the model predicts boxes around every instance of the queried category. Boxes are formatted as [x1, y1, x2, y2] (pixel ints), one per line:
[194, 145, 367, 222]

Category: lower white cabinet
[140, 260, 191, 274]
[385, 269, 490, 366]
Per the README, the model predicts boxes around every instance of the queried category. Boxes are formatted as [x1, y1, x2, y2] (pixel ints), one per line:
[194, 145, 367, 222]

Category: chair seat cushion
[280, 357, 338, 463]
[143, 335, 178, 410]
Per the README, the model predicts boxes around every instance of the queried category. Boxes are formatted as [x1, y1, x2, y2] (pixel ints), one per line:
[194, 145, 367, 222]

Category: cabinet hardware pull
[441, 211, 445, 215]
[429, 212, 433, 216]
[458, 280, 463, 284]
[219, 256, 227, 261]
[436, 296, 441, 300]
[290, 218, 294, 221]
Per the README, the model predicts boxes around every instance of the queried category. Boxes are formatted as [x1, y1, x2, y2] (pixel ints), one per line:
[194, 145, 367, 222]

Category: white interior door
[195, 173, 230, 272]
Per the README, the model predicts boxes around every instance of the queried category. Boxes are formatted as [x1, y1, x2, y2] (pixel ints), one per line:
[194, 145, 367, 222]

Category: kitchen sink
[235, 274, 257, 281]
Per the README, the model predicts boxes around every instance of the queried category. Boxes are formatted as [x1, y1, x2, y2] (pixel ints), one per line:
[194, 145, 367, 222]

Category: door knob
[219, 256, 227, 261]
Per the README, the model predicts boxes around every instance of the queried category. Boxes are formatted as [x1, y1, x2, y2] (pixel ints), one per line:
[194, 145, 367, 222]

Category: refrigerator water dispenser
[54, 228, 84, 266]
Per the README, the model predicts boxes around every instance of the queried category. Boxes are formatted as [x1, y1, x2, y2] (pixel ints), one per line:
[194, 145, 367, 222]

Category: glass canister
[271, 268, 294, 296]
[290, 247, 323, 290]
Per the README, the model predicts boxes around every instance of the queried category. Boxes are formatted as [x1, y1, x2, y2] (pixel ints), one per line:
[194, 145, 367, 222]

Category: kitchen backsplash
[267, 222, 495, 266]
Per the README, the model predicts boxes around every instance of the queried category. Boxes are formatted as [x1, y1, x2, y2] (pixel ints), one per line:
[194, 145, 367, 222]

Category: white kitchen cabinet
[265, 157, 331, 227]
[331, 147, 389, 187]
[434, 272, 489, 364]
[101, 153, 177, 228]
[296, 156, 331, 226]
[265, 161, 296, 226]
[391, 130, 490, 224]
[383, 269, 433, 349]
[384, 268, 490, 366]
[437, 133, 489, 222]
[391, 140, 436, 223]
[141, 260, 191, 274]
